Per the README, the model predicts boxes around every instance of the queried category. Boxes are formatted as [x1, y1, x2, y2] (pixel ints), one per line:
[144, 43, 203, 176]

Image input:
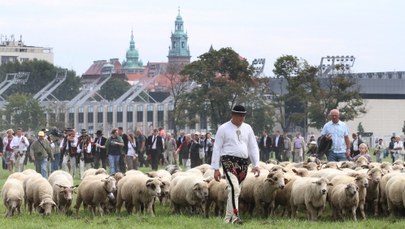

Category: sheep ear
[146, 179, 154, 186]
[193, 183, 200, 190]
[282, 168, 287, 173]
[292, 168, 298, 174]
[265, 178, 274, 183]
[284, 178, 289, 184]
[39, 200, 44, 207]
[328, 183, 333, 186]
[145, 172, 153, 178]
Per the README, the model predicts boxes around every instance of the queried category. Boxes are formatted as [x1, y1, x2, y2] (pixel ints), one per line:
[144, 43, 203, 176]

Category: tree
[99, 77, 131, 101]
[0, 93, 46, 131]
[53, 70, 81, 100]
[180, 47, 258, 129]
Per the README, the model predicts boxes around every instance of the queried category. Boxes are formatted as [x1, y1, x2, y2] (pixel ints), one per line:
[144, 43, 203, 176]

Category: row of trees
[0, 50, 366, 135]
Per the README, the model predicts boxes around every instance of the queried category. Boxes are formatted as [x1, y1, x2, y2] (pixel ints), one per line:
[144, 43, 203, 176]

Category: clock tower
[168, 8, 191, 65]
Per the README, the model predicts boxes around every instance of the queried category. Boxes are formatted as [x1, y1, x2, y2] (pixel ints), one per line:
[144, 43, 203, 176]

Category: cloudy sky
[1, 0, 404, 76]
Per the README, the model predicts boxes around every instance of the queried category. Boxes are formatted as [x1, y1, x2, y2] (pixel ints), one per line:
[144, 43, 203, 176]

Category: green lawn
[0, 159, 404, 229]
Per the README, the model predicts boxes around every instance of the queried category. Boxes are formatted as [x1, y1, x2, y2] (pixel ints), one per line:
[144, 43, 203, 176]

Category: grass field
[0, 158, 404, 229]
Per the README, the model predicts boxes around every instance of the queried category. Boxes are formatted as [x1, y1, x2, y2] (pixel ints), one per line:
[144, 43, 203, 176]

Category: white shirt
[60, 136, 78, 153]
[211, 120, 260, 170]
[275, 135, 279, 147]
[353, 139, 359, 151]
[10, 135, 29, 151]
[127, 141, 137, 157]
[77, 141, 92, 154]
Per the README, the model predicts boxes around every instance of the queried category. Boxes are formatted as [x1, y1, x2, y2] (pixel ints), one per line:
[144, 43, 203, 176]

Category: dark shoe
[231, 217, 243, 225]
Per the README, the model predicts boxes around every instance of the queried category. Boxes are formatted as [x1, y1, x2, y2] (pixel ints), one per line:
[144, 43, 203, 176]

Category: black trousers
[150, 149, 161, 171]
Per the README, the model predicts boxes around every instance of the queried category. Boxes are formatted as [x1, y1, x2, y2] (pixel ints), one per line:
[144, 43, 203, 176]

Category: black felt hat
[232, 105, 247, 114]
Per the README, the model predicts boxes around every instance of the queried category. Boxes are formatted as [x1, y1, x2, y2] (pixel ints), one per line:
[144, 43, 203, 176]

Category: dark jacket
[146, 135, 164, 154]
[273, 135, 285, 151]
[259, 136, 273, 152]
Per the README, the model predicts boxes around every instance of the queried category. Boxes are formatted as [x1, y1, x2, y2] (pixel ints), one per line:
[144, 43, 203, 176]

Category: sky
[1, 0, 404, 76]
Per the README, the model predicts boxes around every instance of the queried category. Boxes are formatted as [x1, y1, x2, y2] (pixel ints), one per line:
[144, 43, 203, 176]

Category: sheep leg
[204, 200, 211, 218]
[373, 198, 379, 216]
[146, 201, 155, 217]
[351, 207, 357, 221]
[358, 201, 366, 219]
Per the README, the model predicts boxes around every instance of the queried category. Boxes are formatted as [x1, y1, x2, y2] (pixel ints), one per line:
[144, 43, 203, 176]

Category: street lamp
[318, 55, 355, 77]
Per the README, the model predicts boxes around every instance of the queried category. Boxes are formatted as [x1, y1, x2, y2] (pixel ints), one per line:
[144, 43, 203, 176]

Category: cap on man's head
[81, 129, 87, 134]
[232, 105, 247, 114]
[38, 131, 45, 137]
[96, 130, 103, 135]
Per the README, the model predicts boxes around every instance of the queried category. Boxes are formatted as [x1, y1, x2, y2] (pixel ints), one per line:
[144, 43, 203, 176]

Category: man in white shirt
[10, 127, 29, 172]
[211, 105, 260, 225]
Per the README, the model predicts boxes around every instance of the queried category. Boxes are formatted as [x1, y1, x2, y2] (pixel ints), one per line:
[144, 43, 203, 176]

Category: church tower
[122, 30, 144, 73]
[168, 8, 191, 65]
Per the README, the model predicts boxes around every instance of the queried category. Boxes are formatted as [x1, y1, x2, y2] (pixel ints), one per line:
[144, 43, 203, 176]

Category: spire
[122, 30, 144, 73]
[168, 8, 191, 65]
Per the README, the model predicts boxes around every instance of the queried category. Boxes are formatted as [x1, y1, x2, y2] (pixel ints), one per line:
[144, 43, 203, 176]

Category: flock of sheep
[2, 156, 405, 221]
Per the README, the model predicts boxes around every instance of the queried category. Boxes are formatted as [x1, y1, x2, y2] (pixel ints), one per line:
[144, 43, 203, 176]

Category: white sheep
[7, 172, 27, 183]
[379, 172, 405, 215]
[48, 170, 77, 214]
[25, 176, 56, 215]
[204, 178, 227, 218]
[290, 177, 332, 221]
[385, 175, 405, 217]
[330, 173, 369, 219]
[2, 178, 24, 217]
[116, 174, 162, 216]
[74, 175, 116, 217]
[329, 183, 359, 221]
[170, 175, 209, 214]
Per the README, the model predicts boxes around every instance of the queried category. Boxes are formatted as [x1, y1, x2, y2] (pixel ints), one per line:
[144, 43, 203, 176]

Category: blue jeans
[108, 154, 120, 175]
[327, 151, 347, 162]
[35, 158, 48, 178]
[51, 153, 61, 172]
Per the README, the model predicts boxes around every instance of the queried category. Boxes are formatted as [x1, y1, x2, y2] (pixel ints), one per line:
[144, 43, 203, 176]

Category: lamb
[204, 178, 227, 218]
[363, 168, 383, 216]
[385, 175, 405, 217]
[290, 177, 332, 221]
[2, 178, 24, 217]
[170, 175, 209, 214]
[330, 173, 369, 219]
[116, 174, 162, 216]
[74, 175, 116, 217]
[329, 183, 359, 221]
[7, 172, 27, 183]
[48, 170, 77, 214]
[25, 176, 56, 215]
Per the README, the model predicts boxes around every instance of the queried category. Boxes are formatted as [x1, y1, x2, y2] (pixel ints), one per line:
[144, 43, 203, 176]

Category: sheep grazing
[170, 175, 209, 214]
[329, 183, 359, 221]
[48, 170, 77, 214]
[204, 178, 227, 218]
[25, 176, 56, 215]
[2, 178, 24, 217]
[75, 175, 116, 217]
[385, 175, 405, 217]
[290, 177, 333, 221]
[116, 175, 162, 216]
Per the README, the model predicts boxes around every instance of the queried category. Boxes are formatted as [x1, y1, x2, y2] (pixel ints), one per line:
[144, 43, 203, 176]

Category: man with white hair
[320, 109, 351, 162]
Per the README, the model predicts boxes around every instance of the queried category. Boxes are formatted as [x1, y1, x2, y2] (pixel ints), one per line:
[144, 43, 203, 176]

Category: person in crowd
[60, 128, 78, 177]
[176, 134, 192, 170]
[176, 131, 186, 166]
[211, 105, 260, 225]
[293, 131, 306, 163]
[190, 132, 203, 168]
[204, 132, 214, 165]
[306, 141, 318, 158]
[351, 143, 372, 162]
[117, 127, 129, 173]
[393, 135, 404, 161]
[77, 129, 92, 179]
[282, 133, 292, 162]
[320, 109, 351, 162]
[93, 130, 107, 169]
[374, 138, 384, 163]
[388, 136, 396, 163]
[273, 130, 284, 161]
[30, 131, 52, 178]
[49, 129, 62, 172]
[126, 133, 138, 170]
[105, 128, 124, 175]
[146, 128, 164, 171]
[10, 127, 29, 172]
[3, 129, 15, 172]
[258, 130, 272, 162]
[164, 133, 177, 165]
[135, 129, 147, 168]
[350, 133, 364, 157]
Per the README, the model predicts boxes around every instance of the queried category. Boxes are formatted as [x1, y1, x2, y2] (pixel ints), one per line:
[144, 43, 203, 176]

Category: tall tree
[0, 93, 46, 131]
[180, 47, 256, 128]
[99, 77, 131, 101]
